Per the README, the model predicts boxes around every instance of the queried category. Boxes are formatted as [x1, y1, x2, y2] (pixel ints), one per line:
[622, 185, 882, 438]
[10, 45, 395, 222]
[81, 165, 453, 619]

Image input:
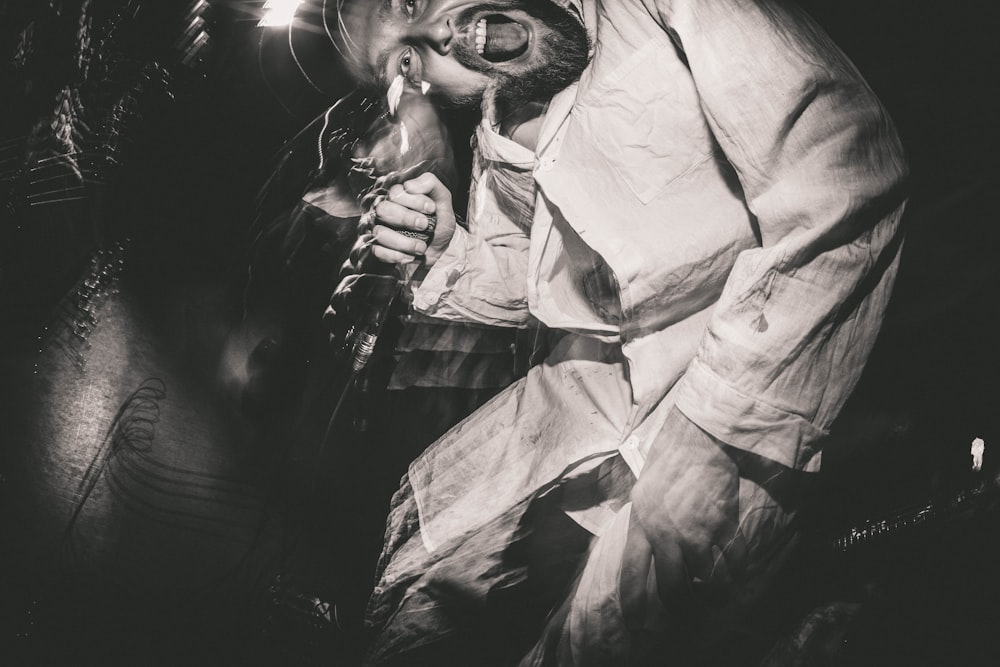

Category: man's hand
[629, 411, 748, 612]
[323, 171, 456, 351]
[369, 172, 457, 268]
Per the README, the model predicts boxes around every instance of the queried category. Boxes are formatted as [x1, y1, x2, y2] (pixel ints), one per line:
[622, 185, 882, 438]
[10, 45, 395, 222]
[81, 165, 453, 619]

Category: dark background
[1, 0, 999, 665]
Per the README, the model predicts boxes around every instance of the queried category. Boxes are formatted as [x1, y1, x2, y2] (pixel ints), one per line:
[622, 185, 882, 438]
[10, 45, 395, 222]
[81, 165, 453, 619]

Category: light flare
[971, 437, 985, 472]
[258, 0, 304, 27]
[386, 75, 405, 117]
[398, 122, 410, 156]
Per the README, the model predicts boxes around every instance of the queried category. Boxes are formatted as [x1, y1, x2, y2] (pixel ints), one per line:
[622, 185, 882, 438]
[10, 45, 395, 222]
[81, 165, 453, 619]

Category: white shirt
[412, 0, 908, 473]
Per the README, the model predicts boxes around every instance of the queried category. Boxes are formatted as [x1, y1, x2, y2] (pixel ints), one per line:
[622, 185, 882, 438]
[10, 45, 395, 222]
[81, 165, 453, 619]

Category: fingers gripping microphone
[316, 81, 454, 447]
[348, 214, 436, 374]
[336, 77, 453, 375]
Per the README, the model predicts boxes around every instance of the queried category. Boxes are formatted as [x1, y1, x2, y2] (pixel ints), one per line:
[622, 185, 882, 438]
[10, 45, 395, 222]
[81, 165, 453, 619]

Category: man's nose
[410, 17, 453, 54]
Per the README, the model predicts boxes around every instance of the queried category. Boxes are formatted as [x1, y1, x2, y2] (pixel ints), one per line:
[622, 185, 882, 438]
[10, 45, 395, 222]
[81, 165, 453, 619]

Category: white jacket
[411, 0, 907, 475]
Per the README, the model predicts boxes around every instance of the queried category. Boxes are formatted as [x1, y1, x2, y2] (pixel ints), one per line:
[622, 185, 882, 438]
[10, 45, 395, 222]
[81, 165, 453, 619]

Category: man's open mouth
[474, 15, 529, 62]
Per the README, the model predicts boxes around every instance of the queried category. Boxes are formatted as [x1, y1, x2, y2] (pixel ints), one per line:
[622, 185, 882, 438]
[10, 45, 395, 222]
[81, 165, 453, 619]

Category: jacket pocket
[574, 40, 713, 204]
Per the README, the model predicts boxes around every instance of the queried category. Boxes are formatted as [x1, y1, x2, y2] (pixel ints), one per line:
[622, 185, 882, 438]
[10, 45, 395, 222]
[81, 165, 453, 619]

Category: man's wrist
[688, 425, 741, 477]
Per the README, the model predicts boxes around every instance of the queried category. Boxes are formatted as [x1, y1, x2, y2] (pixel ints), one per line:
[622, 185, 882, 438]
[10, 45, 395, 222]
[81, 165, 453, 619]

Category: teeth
[475, 18, 486, 55]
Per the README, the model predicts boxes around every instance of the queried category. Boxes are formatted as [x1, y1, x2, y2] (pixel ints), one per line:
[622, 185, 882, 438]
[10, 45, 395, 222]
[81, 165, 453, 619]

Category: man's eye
[398, 48, 422, 83]
[402, 0, 417, 17]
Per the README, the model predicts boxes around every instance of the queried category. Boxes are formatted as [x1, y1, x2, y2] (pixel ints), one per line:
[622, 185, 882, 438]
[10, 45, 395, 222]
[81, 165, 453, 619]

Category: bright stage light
[258, 0, 304, 27]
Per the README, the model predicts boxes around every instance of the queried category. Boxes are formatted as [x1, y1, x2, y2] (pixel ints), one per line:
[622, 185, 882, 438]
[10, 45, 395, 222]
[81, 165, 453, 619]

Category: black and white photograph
[1, 1, 998, 665]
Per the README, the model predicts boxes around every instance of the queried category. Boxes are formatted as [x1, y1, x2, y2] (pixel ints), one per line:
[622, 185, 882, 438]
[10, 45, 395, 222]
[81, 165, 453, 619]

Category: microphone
[346, 214, 436, 374]
[339, 80, 453, 374]
[308, 82, 455, 447]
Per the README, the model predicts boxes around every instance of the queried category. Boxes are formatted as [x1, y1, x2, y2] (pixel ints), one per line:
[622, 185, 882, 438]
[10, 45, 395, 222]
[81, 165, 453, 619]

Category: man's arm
[356, 138, 536, 328]
[631, 0, 908, 597]
[639, 0, 908, 469]
[409, 207, 532, 327]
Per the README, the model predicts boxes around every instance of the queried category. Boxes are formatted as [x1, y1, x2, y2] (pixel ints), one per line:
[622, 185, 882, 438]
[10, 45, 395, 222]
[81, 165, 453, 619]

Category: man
[326, 0, 907, 663]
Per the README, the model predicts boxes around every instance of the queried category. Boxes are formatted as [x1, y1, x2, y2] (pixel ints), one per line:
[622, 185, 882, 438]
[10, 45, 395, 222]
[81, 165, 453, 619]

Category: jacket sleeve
[411, 138, 535, 328]
[640, 0, 909, 471]
[411, 218, 531, 327]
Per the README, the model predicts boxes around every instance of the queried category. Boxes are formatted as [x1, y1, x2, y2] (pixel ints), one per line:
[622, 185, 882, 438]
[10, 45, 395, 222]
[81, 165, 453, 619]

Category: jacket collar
[481, 0, 592, 150]
[534, 0, 594, 154]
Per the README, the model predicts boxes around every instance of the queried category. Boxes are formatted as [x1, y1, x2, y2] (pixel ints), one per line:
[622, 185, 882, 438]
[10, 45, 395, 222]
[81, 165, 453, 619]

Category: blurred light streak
[29, 197, 89, 206]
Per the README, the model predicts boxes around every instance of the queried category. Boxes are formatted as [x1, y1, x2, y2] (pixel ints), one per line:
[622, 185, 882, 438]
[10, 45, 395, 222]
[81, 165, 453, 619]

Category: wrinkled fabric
[388, 312, 538, 391]
[411, 120, 536, 325]
[409, 333, 633, 553]
[414, 0, 907, 474]
[370, 0, 908, 663]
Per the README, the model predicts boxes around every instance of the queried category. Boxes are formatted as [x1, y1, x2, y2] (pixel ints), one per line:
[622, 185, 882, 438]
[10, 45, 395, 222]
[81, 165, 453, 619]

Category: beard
[450, 0, 591, 112]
